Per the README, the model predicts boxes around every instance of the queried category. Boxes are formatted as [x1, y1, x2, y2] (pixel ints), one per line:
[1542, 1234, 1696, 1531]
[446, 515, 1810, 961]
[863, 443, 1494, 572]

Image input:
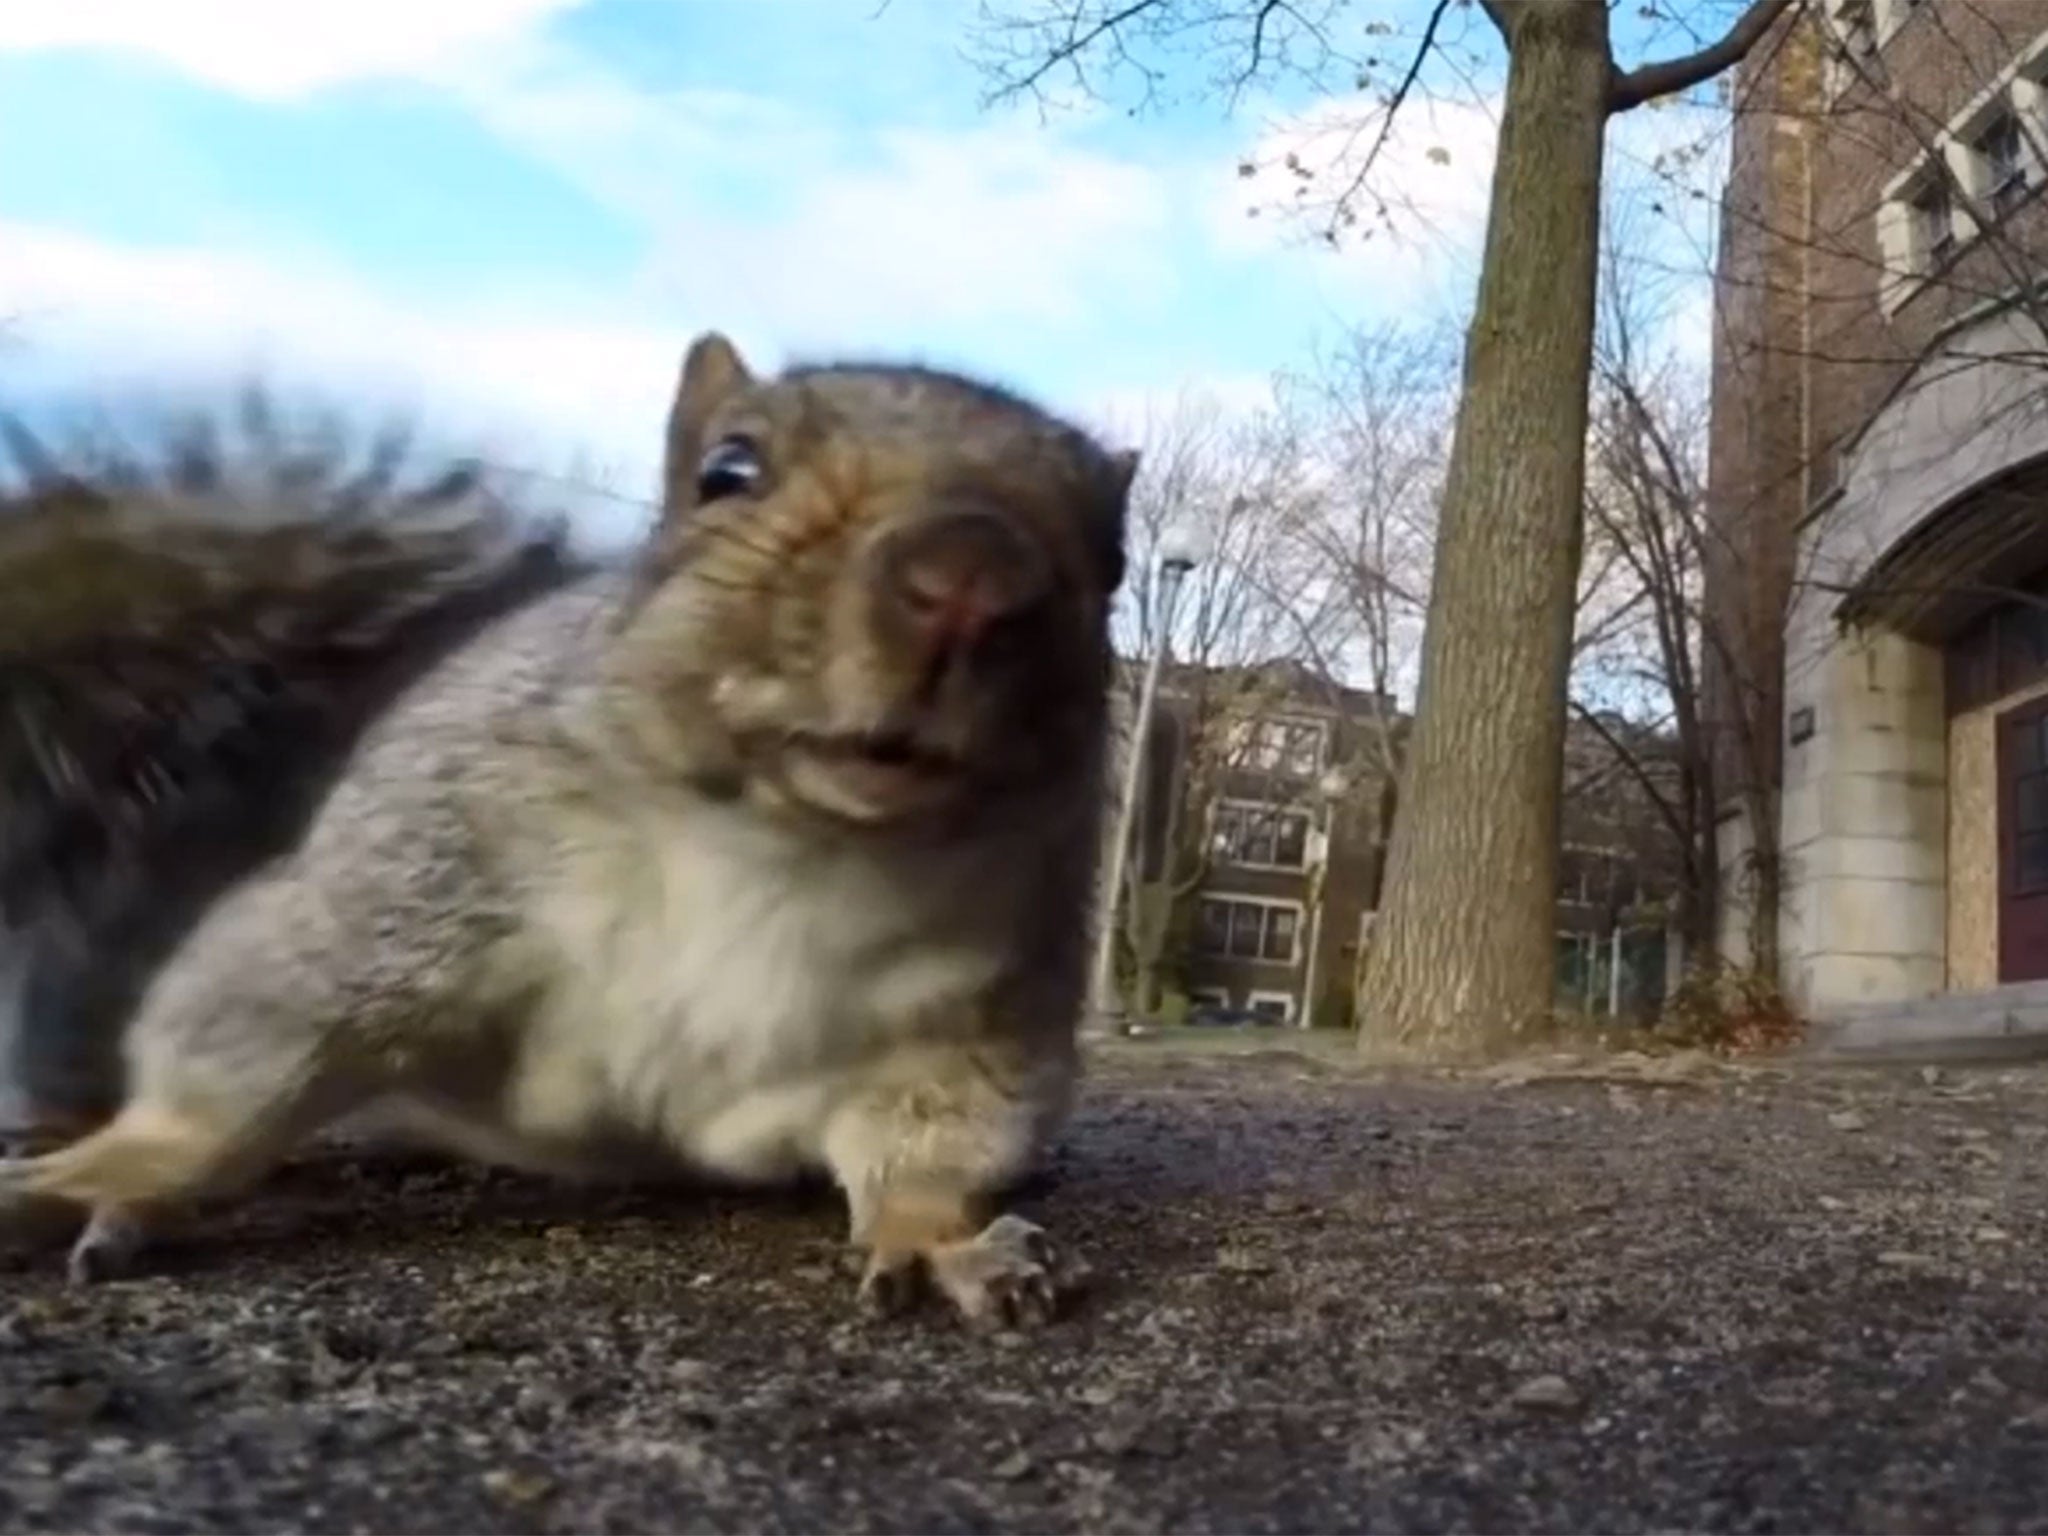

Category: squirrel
[0, 333, 1136, 1331]
[0, 394, 589, 1152]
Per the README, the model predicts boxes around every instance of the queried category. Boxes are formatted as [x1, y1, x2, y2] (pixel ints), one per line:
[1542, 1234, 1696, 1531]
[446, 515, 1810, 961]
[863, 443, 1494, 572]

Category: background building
[1707, 0, 2048, 1020]
[1101, 658, 1683, 1028]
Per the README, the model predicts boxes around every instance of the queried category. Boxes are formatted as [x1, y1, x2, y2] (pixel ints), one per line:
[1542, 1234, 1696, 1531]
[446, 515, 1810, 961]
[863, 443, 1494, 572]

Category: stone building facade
[1708, 0, 2048, 1014]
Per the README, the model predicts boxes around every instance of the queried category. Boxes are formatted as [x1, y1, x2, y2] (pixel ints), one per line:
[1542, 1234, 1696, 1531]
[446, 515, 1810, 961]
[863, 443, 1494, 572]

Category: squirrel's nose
[880, 510, 1050, 651]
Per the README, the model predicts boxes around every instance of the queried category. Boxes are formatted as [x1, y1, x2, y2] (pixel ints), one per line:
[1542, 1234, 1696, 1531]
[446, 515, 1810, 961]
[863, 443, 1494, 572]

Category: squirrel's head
[609, 332, 1136, 833]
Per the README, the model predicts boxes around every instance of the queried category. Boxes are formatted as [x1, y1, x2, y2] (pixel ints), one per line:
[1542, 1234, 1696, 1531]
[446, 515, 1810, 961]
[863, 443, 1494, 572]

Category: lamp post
[1297, 765, 1352, 1033]
[1090, 543, 1198, 1034]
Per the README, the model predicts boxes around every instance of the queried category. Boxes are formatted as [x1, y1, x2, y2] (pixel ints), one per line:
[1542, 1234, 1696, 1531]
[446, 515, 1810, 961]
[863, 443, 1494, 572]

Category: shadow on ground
[8, 1044, 2048, 1533]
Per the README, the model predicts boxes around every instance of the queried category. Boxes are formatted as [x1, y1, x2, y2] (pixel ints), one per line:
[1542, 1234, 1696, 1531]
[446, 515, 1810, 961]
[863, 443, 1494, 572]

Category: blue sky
[0, 0, 1729, 539]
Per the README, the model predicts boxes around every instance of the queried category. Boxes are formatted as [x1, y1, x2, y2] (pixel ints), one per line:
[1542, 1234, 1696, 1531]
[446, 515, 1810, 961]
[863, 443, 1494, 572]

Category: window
[2015, 714, 2048, 895]
[2012, 599, 2048, 673]
[1211, 800, 1311, 869]
[1831, 0, 1874, 57]
[1912, 177, 1956, 268]
[1556, 931, 1594, 1001]
[1229, 716, 1327, 776]
[1979, 112, 2030, 215]
[1822, 1, 1874, 100]
[1558, 846, 1635, 911]
[1195, 897, 1301, 963]
[1558, 848, 1592, 905]
[1878, 0, 1924, 38]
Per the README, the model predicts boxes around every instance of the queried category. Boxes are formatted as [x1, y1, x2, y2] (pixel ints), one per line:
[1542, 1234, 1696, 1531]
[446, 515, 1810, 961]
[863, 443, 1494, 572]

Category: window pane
[1212, 806, 1242, 861]
[1985, 115, 2019, 172]
[2015, 715, 2045, 775]
[1982, 115, 2028, 211]
[1915, 182, 1953, 262]
[1264, 907, 1298, 961]
[1256, 722, 1283, 769]
[2011, 605, 2048, 671]
[1245, 816, 1266, 864]
[1197, 900, 1231, 955]
[1273, 814, 1308, 868]
[2021, 772, 2048, 834]
[2020, 832, 2048, 894]
[1228, 902, 1264, 957]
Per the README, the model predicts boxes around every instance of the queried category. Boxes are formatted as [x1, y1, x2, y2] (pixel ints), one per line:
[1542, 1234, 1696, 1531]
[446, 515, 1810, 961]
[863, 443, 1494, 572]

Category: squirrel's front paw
[860, 1213, 1088, 1330]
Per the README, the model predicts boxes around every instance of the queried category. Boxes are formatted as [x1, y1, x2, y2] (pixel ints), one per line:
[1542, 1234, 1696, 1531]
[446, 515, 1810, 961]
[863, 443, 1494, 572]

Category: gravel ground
[9, 1041, 2048, 1533]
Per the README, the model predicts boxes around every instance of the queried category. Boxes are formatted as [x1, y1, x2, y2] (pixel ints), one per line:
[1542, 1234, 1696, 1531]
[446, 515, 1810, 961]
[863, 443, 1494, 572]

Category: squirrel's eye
[696, 435, 763, 502]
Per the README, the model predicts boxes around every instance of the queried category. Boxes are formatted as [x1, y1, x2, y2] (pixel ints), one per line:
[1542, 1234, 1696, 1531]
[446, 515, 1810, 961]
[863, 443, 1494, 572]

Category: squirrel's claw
[65, 1207, 150, 1285]
[859, 1213, 1088, 1331]
[856, 1250, 926, 1319]
[929, 1214, 1079, 1331]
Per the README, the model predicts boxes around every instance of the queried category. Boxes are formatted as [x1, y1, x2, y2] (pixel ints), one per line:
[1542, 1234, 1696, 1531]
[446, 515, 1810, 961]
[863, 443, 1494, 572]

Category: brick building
[1708, 0, 2048, 1018]
[1102, 659, 1683, 1028]
[1108, 657, 1394, 1029]
[1554, 712, 1689, 1020]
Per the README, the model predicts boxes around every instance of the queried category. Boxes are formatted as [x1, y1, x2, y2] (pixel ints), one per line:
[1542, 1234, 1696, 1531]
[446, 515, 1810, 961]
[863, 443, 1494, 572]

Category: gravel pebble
[8, 1047, 2048, 1531]
[1508, 1375, 1581, 1412]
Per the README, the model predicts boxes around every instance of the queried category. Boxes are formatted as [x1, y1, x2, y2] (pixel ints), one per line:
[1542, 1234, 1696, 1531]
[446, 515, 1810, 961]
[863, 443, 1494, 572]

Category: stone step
[1805, 981, 2048, 1062]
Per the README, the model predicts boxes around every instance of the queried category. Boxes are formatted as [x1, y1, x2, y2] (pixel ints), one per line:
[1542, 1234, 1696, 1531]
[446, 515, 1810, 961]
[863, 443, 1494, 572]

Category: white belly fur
[482, 797, 1033, 1184]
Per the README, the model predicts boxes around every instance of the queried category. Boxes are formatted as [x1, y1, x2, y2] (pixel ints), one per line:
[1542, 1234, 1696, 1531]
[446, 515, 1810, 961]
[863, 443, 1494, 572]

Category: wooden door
[1998, 696, 2048, 983]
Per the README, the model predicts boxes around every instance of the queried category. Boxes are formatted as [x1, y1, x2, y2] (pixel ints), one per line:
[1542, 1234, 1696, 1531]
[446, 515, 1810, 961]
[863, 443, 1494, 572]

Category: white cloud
[0, 0, 1730, 531]
[0, 221, 682, 544]
[654, 125, 1177, 344]
[426, 45, 1181, 349]
[0, 0, 1486, 394]
[0, 216, 1194, 547]
[0, 10, 1189, 496]
[1211, 90, 1502, 323]
[0, 0, 579, 100]
[1079, 372, 1282, 450]
[0, 0, 1182, 365]
[1215, 85, 1728, 362]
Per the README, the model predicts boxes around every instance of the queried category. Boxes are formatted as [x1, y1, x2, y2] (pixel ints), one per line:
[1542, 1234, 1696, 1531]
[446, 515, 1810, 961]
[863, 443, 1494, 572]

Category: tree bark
[1742, 779, 1782, 980]
[1356, 2, 1613, 1057]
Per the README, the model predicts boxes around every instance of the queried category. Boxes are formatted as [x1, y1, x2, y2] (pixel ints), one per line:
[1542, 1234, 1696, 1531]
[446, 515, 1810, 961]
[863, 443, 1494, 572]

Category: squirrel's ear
[662, 332, 755, 518]
[1096, 448, 1139, 594]
[1104, 448, 1141, 502]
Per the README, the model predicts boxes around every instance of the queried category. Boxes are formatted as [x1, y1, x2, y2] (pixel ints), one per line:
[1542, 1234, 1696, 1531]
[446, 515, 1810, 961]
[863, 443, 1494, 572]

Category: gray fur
[0, 343, 1129, 1327]
[0, 396, 592, 1133]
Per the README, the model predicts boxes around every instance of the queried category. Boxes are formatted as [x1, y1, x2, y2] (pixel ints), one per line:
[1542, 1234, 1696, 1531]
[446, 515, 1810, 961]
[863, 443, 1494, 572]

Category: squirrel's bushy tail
[0, 387, 599, 1133]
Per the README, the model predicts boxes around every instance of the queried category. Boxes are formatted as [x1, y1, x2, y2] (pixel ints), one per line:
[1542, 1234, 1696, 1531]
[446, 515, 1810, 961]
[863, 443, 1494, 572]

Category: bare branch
[974, 0, 1166, 108]
[1320, 0, 1457, 231]
[1609, 0, 1801, 113]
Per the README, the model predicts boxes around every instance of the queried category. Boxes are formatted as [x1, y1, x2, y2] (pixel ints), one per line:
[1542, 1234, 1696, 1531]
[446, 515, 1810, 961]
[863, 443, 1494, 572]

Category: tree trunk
[1366, 770, 1399, 912]
[1356, 3, 1613, 1058]
[1742, 780, 1782, 980]
[1681, 756, 1722, 975]
[1133, 962, 1160, 1016]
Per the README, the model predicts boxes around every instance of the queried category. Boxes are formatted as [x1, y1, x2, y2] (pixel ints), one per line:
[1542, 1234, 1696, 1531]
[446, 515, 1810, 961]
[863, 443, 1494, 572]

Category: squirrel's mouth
[777, 728, 968, 824]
